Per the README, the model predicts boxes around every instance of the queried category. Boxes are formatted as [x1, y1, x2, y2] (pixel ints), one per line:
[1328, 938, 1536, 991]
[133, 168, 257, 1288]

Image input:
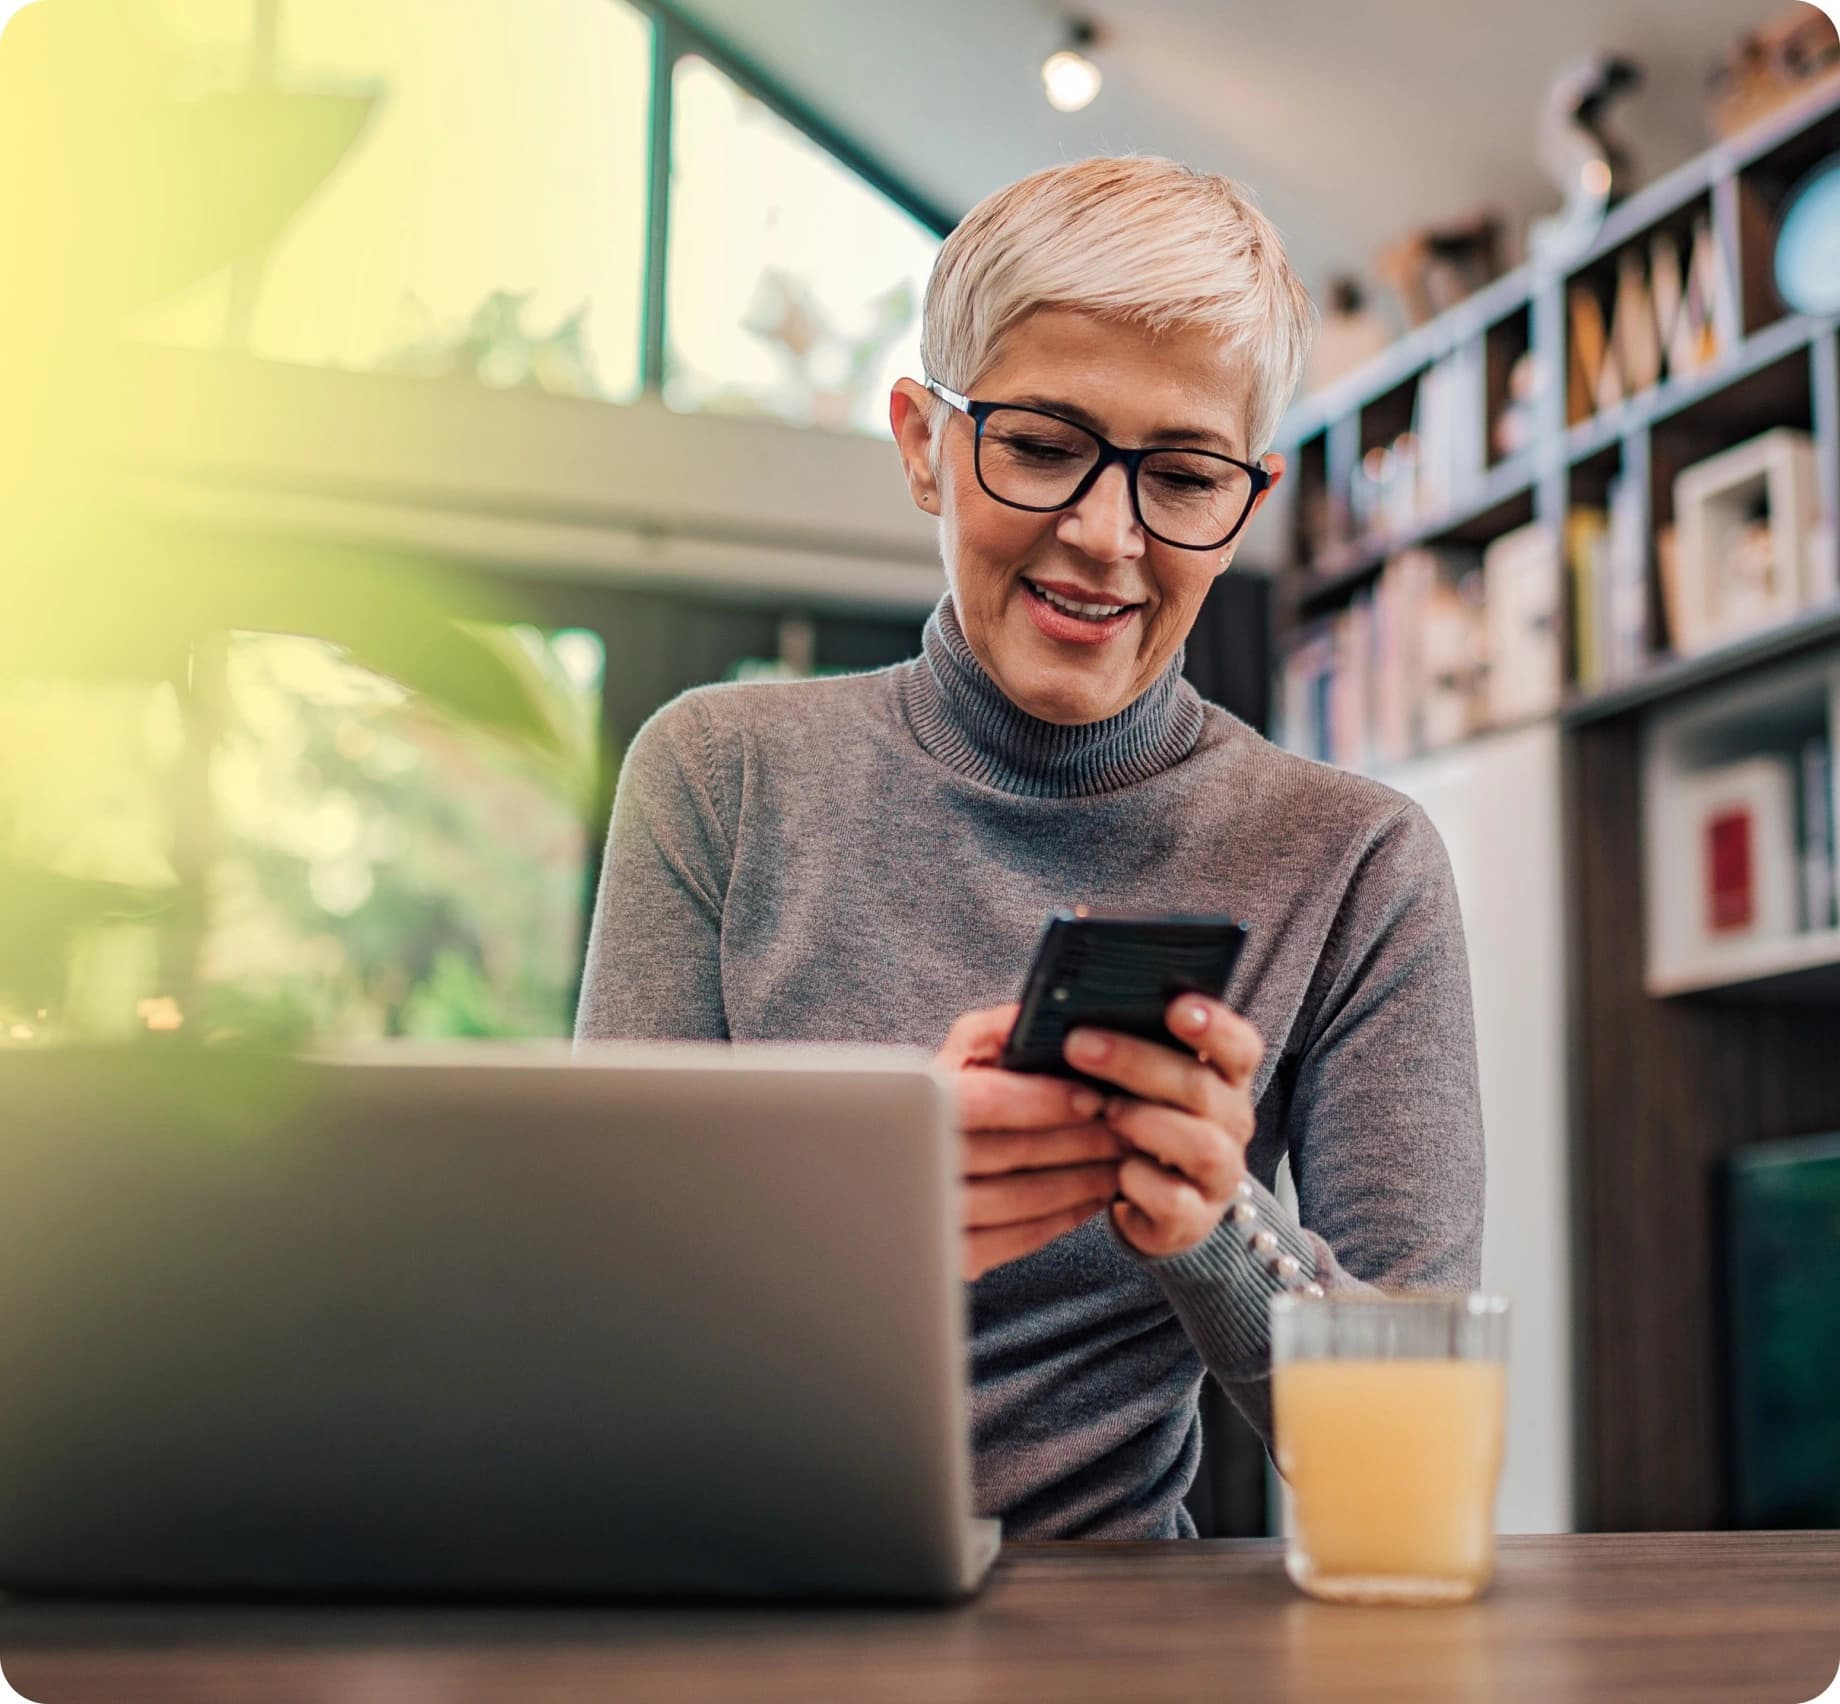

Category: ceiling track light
[1042, 19, 1102, 113]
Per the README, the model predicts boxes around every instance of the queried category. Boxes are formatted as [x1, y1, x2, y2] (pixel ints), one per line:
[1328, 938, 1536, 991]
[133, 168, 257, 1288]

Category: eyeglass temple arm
[922, 377, 971, 412]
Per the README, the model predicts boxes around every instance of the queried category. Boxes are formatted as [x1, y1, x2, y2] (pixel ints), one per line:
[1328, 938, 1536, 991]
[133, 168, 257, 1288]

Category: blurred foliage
[194, 629, 599, 1048]
[378, 287, 607, 397]
[0, 0, 600, 1048]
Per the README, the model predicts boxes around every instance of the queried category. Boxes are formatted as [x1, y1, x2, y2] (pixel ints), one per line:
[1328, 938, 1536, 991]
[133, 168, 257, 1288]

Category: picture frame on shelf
[1671, 756, 1801, 958]
[1671, 428, 1823, 656]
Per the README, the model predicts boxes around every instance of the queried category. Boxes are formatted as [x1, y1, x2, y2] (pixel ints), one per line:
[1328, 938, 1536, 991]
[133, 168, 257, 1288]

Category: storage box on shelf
[1640, 650, 1840, 997]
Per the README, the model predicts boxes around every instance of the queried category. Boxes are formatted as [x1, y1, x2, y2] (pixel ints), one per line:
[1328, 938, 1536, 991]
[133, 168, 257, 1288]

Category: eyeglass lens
[976, 408, 1253, 546]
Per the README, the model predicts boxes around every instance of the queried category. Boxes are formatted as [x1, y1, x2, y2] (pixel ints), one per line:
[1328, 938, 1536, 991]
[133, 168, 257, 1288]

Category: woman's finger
[965, 1198, 1110, 1280]
[964, 1161, 1121, 1229]
[962, 1121, 1128, 1177]
[1111, 1197, 1199, 1260]
[1062, 1028, 1235, 1125]
[1101, 1098, 1247, 1201]
[936, 1002, 1023, 1070]
[953, 1067, 1104, 1133]
[1164, 995, 1264, 1089]
[1114, 1155, 1216, 1256]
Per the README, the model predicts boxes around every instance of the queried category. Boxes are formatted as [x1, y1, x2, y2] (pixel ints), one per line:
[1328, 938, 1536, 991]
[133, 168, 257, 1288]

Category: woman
[577, 156, 1485, 1540]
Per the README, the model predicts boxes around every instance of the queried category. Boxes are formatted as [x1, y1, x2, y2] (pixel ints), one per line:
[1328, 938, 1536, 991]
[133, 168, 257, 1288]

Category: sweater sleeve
[1115, 800, 1487, 1450]
[573, 694, 735, 1045]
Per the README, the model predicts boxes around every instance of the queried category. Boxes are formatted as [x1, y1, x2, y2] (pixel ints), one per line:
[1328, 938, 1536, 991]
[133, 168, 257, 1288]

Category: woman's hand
[1063, 995, 1264, 1259]
[937, 1003, 1128, 1281]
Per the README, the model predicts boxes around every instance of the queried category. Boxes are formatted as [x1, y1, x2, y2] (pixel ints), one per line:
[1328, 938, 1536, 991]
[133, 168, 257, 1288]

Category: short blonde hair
[920, 155, 1316, 462]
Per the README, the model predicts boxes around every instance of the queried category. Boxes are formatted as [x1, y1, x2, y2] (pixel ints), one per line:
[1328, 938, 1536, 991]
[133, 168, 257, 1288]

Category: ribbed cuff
[1108, 1175, 1321, 1374]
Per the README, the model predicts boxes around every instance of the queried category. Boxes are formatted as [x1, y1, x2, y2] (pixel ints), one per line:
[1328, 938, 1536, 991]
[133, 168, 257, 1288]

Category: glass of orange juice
[1270, 1290, 1509, 1606]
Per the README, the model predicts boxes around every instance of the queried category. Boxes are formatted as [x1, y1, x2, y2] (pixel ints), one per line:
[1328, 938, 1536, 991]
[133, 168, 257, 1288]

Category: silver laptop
[0, 1041, 1000, 1601]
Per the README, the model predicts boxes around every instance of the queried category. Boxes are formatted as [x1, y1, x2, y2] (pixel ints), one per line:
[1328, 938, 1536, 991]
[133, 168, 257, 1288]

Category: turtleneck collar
[897, 592, 1205, 799]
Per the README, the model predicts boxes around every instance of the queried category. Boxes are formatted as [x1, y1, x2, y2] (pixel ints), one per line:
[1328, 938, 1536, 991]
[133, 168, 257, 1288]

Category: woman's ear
[1254, 449, 1286, 506]
[1214, 451, 1287, 576]
[890, 378, 941, 514]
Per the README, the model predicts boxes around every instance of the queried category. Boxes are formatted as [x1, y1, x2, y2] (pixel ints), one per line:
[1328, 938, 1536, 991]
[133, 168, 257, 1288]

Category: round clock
[1774, 154, 1840, 316]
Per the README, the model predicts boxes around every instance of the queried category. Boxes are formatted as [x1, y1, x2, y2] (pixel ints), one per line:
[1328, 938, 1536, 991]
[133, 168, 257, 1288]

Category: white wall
[1377, 721, 1576, 1534]
[1273, 721, 1575, 1537]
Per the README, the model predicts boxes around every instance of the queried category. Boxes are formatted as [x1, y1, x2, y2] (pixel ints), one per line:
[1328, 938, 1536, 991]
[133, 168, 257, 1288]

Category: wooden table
[0, 1532, 1834, 1703]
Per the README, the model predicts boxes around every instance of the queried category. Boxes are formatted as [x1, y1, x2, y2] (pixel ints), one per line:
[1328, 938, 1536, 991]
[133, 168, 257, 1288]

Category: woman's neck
[899, 593, 1204, 798]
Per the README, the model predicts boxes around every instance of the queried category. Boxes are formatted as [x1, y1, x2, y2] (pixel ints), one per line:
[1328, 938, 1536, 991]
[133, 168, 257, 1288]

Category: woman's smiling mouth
[1019, 577, 1145, 644]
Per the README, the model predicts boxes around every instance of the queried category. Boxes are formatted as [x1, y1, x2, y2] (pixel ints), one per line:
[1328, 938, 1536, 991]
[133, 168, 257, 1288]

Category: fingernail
[1068, 1030, 1109, 1063]
[1072, 1088, 1103, 1117]
[1175, 1000, 1208, 1034]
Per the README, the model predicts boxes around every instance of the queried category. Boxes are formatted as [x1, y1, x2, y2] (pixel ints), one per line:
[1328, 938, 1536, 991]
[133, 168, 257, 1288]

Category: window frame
[627, 0, 956, 392]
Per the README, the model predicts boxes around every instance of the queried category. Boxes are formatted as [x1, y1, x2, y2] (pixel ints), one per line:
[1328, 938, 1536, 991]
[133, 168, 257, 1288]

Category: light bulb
[1042, 48, 1101, 113]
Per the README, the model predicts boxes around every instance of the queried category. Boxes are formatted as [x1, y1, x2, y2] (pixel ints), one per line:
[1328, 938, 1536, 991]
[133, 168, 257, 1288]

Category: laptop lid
[0, 1042, 989, 1600]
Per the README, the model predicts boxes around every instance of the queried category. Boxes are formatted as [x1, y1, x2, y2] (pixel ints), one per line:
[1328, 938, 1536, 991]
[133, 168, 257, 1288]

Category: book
[1649, 229, 1685, 382]
[1671, 214, 1731, 379]
[1567, 283, 1608, 425]
[1565, 507, 1610, 690]
[1482, 521, 1564, 722]
[1328, 593, 1375, 771]
[1593, 322, 1627, 417]
[1370, 557, 1412, 768]
[1279, 548, 1484, 769]
[1614, 245, 1662, 397]
[1601, 472, 1651, 683]
[1800, 737, 1836, 933]
[1281, 624, 1336, 763]
[1408, 350, 1483, 524]
[1655, 522, 1682, 653]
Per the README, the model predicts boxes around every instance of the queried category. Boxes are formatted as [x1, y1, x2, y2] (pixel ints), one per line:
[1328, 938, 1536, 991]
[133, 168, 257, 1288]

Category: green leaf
[0, 4, 379, 321]
[0, 856, 171, 1007]
[0, 509, 586, 777]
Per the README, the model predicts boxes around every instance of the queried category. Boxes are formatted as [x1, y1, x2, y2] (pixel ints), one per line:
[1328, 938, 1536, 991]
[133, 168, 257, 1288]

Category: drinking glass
[1270, 1290, 1509, 1605]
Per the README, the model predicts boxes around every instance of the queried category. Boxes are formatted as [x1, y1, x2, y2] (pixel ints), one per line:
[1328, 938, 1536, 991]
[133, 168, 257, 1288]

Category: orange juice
[1273, 1357, 1506, 1604]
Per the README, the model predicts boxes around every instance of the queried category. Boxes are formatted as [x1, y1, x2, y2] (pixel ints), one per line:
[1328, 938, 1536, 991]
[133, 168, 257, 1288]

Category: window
[202, 628, 603, 1044]
[0, 626, 604, 1048]
[132, 0, 652, 403]
[664, 54, 940, 437]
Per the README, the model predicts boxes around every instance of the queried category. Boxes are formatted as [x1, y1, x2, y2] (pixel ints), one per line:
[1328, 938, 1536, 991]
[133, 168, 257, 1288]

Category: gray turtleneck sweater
[575, 594, 1485, 1540]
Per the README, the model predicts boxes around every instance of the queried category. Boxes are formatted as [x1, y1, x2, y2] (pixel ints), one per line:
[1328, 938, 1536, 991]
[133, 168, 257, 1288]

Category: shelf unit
[1278, 81, 1840, 717]
[1275, 79, 1840, 988]
[1271, 82, 1840, 1538]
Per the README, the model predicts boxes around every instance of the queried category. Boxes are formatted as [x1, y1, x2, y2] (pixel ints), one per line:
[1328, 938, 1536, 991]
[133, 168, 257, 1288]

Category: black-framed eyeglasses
[924, 377, 1270, 551]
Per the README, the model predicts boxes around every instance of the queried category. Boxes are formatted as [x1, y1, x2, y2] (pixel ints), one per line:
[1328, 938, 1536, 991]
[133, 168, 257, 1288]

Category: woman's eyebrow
[1007, 394, 1241, 456]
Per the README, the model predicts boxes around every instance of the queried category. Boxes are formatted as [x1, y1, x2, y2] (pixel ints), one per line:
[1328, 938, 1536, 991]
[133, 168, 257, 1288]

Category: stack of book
[1567, 475, 1651, 691]
[1346, 349, 1487, 546]
[1482, 521, 1565, 723]
[1280, 548, 1486, 770]
[1567, 215, 1735, 426]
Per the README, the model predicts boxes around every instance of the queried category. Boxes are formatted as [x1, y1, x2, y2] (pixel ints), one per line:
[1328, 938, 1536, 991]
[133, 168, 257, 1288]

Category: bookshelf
[1273, 80, 1840, 761]
[1270, 80, 1840, 1535]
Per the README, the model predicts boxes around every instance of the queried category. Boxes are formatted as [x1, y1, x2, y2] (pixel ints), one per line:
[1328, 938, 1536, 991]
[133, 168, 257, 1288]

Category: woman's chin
[1001, 658, 1127, 726]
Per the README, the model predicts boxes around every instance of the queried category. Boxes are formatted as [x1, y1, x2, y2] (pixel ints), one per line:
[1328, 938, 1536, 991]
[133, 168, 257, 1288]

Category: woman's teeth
[1028, 582, 1132, 621]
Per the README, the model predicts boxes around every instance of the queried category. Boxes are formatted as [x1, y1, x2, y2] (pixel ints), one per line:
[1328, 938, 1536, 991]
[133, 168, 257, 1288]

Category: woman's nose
[1055, 464, 1144, 563]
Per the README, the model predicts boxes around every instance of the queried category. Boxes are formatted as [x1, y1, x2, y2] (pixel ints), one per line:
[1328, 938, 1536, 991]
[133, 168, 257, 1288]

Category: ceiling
[671, 0, 1798, 331]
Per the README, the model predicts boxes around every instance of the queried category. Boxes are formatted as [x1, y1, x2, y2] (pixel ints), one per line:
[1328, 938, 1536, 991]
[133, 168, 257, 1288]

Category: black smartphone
[998, 908, 1251, 1086]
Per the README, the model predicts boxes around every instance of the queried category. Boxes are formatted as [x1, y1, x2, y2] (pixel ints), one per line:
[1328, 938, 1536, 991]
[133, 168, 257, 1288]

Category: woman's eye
[1001, 437, 1077, 461]
[1150, 472, 1217, 494]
